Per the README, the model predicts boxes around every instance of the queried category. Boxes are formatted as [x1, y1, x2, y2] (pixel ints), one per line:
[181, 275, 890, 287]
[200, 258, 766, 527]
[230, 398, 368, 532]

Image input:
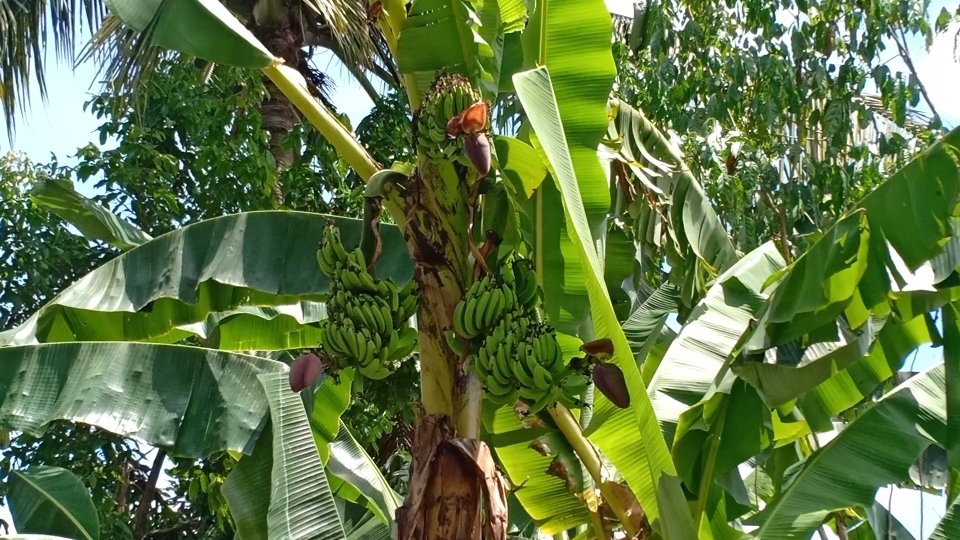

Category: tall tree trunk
[254, 8, 304, 205]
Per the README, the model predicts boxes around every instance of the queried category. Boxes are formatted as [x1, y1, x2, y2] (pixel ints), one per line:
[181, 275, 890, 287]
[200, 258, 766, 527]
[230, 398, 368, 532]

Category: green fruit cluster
[316, 224, 418, 380]
[454, 258, 585, 414]
[416, 73, 478, 162]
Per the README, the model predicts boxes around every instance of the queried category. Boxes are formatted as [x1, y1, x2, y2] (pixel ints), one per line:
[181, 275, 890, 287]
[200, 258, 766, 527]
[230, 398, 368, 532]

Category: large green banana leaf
[607, 100, 738, 277]
[397, 0, 493, 93]
[621, 283, 679, 359]
[222, 372, 347, 540]
[642, 242, 784, 445]
[0, 212, 413, 346]
[0, 342, 283, 457]
[517, 0, 615, 338]
[29, 177, 152, 250]
[747, 364, 947, 539]
[514, 65, 695, 538]
[7, 466, 99, 540]
[760, 127, 960, 347]
[180, 302, 328, 351]
[105, 0, 273, 67]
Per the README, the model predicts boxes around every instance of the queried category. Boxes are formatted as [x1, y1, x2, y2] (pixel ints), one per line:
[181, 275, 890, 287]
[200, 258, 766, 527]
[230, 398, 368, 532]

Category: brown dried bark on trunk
[396, 415, 508, 540]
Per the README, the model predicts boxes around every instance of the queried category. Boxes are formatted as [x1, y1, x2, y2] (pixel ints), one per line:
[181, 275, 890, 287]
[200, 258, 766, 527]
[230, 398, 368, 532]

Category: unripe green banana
[486, 386, 518, 407]
[462, 297, 480, 338]
[525, 386, 560, 415]
[317, 247, 335, 275]
[472, 290, 491, 332]
[453, 301, 471, 338]
[532, 364, 553, 389]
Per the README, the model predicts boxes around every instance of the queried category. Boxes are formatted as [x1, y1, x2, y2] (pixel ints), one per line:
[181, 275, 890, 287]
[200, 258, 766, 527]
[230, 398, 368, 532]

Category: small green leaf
[8, 466, 99, 540]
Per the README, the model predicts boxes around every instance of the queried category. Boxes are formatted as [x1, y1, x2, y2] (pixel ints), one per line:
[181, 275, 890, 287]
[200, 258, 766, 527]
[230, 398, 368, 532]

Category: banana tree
[3, 0, 960, 539]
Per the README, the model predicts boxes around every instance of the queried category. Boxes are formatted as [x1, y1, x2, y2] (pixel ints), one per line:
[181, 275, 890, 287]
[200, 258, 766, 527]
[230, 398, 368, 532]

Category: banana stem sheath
[548, 405, 639, 538]
[261, 63, 380, 181]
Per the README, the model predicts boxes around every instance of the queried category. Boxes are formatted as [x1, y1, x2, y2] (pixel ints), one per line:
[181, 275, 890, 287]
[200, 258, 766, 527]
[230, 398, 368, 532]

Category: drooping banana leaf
[29, 177, 152, 250]
[607, 99, 738, 277]
[222, 372, 347, 540]
[104, 0, 273, 67]
[746, 364, 947, 539]
[736, 312, 936, 409]
[514, 65, 695, 538]
[759, 127, 960, 347]
[7, 466, 99, 540]
[621, 283, 679, 359]
[643, 242, 784, 446]
[0, 342, 284, 457]
[0, 212, 413, 346]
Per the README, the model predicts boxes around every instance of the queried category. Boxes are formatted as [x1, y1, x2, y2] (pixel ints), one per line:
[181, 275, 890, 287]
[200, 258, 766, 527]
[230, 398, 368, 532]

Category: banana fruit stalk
[455, 256, 584, 414]
[317, 222, 419, 380]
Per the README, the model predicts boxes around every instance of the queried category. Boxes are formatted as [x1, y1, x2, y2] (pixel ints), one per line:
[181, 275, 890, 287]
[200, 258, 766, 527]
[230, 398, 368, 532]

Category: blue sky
[2, 1, 957, 537]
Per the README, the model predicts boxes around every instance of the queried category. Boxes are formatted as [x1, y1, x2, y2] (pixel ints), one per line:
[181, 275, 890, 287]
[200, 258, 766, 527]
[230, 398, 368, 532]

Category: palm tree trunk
[254, 8, 304, 205]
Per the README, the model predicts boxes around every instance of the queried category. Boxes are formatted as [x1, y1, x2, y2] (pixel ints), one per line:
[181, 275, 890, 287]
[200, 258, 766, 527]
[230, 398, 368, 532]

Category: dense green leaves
[7, 466, 99, 540]
[747, 365, 947, 539]
[0, 343, 283, 457]
[0, 212, 412, 346]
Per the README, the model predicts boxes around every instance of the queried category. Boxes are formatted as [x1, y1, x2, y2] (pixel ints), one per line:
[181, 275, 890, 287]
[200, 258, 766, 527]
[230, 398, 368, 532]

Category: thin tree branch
[133, 449, 167, 538]
[143, 520, 202, 539]
[891, 23, 941, 122]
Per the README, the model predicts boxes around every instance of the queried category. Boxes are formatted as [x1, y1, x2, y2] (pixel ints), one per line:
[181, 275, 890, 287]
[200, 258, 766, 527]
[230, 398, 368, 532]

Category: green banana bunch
[452, 275, 515, 339]
[316, 223, 420, 380]
[416, 73, 479, 162]
[460, 256, 582, 414]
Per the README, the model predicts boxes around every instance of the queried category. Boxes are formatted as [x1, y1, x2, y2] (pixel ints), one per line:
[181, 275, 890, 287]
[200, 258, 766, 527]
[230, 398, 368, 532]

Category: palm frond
[0, 0, 106, 139]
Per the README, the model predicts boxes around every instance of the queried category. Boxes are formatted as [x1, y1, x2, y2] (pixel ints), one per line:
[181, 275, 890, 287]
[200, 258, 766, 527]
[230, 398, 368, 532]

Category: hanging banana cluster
[453, 258, 586, 414]
[316, 224, 419, 380]
[416, 73, 481, 162]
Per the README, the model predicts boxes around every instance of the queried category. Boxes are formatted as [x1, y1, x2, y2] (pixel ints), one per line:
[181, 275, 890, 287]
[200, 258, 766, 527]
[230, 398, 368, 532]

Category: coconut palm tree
[1, 0, 399, 201]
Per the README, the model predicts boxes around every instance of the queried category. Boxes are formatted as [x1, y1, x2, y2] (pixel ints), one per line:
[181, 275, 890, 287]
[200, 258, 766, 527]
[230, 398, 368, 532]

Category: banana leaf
[621, 283, 679, 359]
[29, 177, 152, 250]
[104, 0, 273, 67]
[222, 372, 347, 540]
[607, 100, 738, 277]
[396, 0, 492, 92]
[930, 492, 960, 540]
[515, 65, 695, 538]
[747, 363, 948, 539]
[945, 304, 960, 498]
[7, 466, 99, 540]
[645, 242, 784, 445]
[0, 211, 413, 346]
[517, 0, 615, 338]
[482, 404, 592, 534]
[0, 342, 284, 457]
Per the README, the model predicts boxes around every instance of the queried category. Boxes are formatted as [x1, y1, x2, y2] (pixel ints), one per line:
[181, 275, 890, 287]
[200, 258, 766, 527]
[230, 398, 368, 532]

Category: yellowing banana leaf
[482, 405, 592, 534]
[747, 364, 948, 539]
[0, 343, 284, 458]
[514, 65, 695, 538]
[105, 0, 274, 67]
[643, 242, 784, 446]
[29, 177, 152, 251]
[0, 212, 413, 346]
[7, 466, 99, 540]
